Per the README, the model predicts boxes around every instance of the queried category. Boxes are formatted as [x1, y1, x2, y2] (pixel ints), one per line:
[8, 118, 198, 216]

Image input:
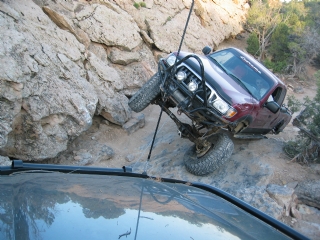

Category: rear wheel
[128, 73, 161, 112]
[183, 133, 234, 176]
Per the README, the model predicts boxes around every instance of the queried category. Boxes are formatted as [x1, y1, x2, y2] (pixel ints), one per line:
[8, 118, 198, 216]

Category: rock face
[0, 0, 248, 160]
[295, 180, 320, 209]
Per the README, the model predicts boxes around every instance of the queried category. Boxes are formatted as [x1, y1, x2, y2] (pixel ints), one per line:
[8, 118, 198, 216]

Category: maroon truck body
[162, 47, 292, 136]
[128, 47, 292, 175]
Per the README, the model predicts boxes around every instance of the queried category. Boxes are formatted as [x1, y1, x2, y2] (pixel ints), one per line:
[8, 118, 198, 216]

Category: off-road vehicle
[129, 46, 292, 176]
[128, 5, 292, 176]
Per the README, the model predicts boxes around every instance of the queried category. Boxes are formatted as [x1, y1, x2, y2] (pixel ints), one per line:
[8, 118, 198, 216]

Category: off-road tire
[128, 73, 161, 112]
[184, 133, 234, 176]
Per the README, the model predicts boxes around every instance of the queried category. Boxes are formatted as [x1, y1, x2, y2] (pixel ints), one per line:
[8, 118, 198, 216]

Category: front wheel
[128, 73, 161, 112]
[183, 133, 234, 176]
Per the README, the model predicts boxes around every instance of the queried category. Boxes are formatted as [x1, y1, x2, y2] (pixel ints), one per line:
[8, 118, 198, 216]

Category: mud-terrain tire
[128, 73, 161, 112]
[183, 133, 234, 176]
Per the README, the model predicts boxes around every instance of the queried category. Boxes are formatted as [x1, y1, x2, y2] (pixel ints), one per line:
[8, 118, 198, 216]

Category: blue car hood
[0, 172, 292, 240]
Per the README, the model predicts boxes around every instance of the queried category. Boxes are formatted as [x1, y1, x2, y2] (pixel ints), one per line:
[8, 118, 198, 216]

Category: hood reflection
[38, 202, 239, 240]
[0, 173, 290, 240]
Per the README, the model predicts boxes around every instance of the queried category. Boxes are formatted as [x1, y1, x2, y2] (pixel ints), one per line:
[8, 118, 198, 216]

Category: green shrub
[246, 33, 260, 56]
[287, 95, 302, 113]
[269, 23, 290, 62]
[312, 53, 320, 68]
[133, 2, 140, 9]
[283, 70, 320, 163]
[134, 2, 146, 9]
[140, 2, 146, 8]
[263, 59, 286, 73]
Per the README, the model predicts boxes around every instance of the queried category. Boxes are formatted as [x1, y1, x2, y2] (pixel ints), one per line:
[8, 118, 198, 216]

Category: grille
[178, 66, 212, 102]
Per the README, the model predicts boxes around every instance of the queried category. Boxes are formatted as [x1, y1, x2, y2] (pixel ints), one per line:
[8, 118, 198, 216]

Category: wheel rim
[196, 141, 212, 158]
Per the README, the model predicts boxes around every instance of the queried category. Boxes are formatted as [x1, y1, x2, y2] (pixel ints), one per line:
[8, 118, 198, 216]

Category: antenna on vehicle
[176, 0, 195, 58]
[143, 0, 195, 174]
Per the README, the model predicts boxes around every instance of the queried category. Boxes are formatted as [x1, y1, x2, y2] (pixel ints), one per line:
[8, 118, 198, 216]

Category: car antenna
[176, 0, 195, 59]
[143, 0, 195, 175]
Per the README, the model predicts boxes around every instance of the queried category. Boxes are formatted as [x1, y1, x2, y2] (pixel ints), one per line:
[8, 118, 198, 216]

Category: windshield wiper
[227, 73, 254, 96]
[209, 57, 256, 97]
[209, 57, 229, 74]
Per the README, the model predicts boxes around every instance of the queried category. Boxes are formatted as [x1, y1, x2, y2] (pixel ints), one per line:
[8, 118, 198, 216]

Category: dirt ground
[55, 81, 318, 185]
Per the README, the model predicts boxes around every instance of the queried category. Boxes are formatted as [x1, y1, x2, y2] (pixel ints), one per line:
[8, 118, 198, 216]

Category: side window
[271, 87, 286, 105]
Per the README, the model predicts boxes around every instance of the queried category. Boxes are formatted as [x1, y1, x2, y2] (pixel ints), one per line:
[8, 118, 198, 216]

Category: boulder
[266, 184, 295, 216]
[0, 156, 11, 166]
[295, 180, 320, 209]
[75, 4, 142, 50]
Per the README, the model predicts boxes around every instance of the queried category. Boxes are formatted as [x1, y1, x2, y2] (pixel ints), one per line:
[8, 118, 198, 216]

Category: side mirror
[264, 101, 280, 114]
[202, 46, 212, 55]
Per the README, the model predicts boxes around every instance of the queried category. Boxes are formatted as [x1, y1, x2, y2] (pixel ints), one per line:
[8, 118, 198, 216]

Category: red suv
[129, 47, 292, 175]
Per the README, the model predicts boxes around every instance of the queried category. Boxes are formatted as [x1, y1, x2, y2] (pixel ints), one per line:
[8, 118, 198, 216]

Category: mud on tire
[128, 72, 161, 112]
[183, 133, 234, 176]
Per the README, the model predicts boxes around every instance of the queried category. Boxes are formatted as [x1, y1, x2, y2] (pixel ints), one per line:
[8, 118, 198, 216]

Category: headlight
[212, 99, 229, 114]
[176, 71, 187, 81]
[166, 55, 177, 66]
[212, 99, 237, 118]
[188, 81, 198, 92]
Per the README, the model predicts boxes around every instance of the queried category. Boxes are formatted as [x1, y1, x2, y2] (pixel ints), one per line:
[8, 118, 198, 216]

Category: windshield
[209, 49, 273, 100]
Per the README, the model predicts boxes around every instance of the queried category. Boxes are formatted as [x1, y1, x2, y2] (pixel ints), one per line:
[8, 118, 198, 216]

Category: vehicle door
[250, 86, 286, 133]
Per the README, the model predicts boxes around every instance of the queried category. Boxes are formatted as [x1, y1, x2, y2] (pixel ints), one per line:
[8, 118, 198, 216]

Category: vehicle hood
[0, 172, 291, 240]
[176, 51, 255, 106]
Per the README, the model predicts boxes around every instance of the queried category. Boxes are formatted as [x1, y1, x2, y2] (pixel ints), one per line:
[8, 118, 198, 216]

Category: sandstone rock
[86, 53, 123, 91]
[0, 0, 97, 160]
[117, 45, 157, 96]
[295, 180, 320, 209]
[96, 144, 115, 161]
[310, 164, 320, 175]
[0, 1, 20, 21]
[143, 0, 154, 9]
[109, 48, 141, 65]
[98, 93, 132, 125]
[76, 4, 142, 50]
[122, 113, 145, 135]
[74, 151, 93, 165]
[293, 220, 320, 240]
[0, 155, 11, 166]
[114, 0, 247, 53]
[125, 154, 136, 162]
[73, 143, 114, 165]
[42, 5, 91, 48]
[286, 181, 299, 189]
[293, 204, 320, 239]
[84, 52, 132, 125]
[233, 186, 284, 220]
[88, 43, 109, 62]
[291, 206, 302, 220]
[266, 184, 295, 216]
[140, 30, 154, 48]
